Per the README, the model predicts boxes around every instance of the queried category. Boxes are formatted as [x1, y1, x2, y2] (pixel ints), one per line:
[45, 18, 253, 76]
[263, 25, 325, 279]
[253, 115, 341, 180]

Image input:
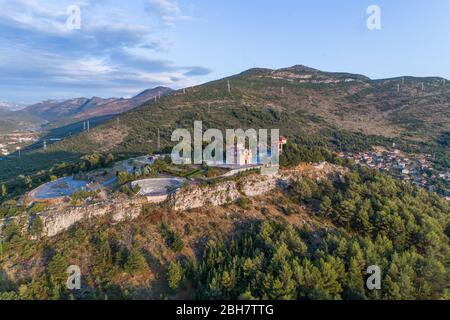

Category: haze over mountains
[0, 87, 174, 133]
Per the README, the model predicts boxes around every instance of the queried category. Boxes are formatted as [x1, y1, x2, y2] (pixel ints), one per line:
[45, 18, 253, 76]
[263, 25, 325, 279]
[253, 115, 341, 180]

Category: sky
[1, 0, 450, 104]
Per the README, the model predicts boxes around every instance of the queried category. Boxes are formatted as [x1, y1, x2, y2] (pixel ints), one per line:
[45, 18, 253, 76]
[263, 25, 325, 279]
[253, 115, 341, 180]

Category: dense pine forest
[188, 166, 449, 300]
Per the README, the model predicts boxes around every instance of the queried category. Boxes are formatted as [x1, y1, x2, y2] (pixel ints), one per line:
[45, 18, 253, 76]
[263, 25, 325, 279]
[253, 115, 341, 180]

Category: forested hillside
[46, 65, 450, 155]
[0, 151, 448, 300]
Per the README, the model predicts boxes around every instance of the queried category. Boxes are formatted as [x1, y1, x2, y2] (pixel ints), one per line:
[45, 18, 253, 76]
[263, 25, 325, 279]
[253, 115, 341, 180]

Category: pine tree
[320, 196, 333, 216]
[167, 261, 183, 291]
[352, 203, 372, 235]
[295, 180, 312, 202]
[346, 257, 366, 300]
[338, 200, 356, 229]
[96, 237, 112, 266]
[318, 259, 343, 299]
[124, 249, 147, 275]
[207, 274, 222, 299]
[221, 270, 234, 292]
[382, 275, 402, 300]
[48, 254, 68, 285]
[270, 278, 286, 299]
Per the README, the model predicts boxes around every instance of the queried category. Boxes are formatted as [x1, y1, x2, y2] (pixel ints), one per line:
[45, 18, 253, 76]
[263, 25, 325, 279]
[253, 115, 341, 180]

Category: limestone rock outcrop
[41, 197, 145, 237]
[0, 162, 347, 238]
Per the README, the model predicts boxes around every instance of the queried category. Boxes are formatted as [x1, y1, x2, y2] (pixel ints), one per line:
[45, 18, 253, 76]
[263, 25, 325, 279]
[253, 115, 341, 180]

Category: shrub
[0, 201, 20, 219]
[167, 261, 183, 291]
[28, 203, 46, 215]
[160, 222, 185, 253]
[121, 184, 141, 197]
[237, 197, 249, 209]
[117, 171, 133, 185]
[70, 190, 96, 205]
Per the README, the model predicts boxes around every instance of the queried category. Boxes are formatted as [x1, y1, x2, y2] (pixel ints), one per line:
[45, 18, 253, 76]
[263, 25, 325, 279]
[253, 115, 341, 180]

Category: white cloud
[62, 57, 117, 76]
[0, 0, 69, 35]
[147, 0, 191, 27]
[0, 0, 209, 102]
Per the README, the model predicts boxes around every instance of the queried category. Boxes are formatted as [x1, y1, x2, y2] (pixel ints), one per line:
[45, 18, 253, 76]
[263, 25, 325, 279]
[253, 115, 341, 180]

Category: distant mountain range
[20, 86, 173, 127]
[43, 64, 449, 155]
[0, 87, 173, 133]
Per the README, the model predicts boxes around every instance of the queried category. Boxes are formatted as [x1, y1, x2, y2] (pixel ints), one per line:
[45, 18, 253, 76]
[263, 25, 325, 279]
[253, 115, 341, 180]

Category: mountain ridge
[41, 65, 449, 157]
[20, 86, 174, 126]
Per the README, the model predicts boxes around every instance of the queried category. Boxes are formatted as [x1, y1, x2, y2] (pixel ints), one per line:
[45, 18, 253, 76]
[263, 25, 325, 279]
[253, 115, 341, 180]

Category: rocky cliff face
[0, 162, 347, 238]
[0, 196, 146, 238]
[168, 163, 346, 212]
[168, 181, 241, 212]
[167, 173, 284, 211]
[41, 197, 146, 237]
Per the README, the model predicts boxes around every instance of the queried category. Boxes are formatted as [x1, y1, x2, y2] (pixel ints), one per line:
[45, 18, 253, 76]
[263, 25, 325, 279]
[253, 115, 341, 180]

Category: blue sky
[1, 0, 449, 103]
